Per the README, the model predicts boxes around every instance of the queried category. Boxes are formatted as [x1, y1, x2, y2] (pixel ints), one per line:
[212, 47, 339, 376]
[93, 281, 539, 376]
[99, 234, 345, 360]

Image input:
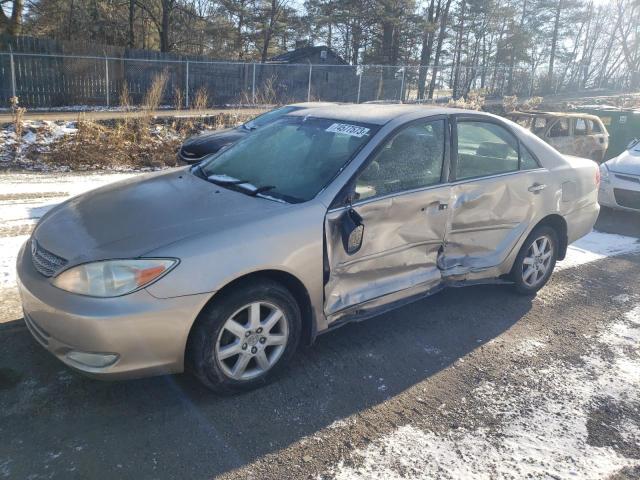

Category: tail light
[595, 166, 601, 186]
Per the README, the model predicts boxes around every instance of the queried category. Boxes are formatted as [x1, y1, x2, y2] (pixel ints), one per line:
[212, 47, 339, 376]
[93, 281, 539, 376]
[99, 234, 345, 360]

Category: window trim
[330, 114, 450, 208]
[450, 114, 540, 183]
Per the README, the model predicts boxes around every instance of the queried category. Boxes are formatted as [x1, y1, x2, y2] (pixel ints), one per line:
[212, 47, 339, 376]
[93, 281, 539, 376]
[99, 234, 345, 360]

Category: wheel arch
[185, 269, 315, 365]
[534, 214, 568, 260]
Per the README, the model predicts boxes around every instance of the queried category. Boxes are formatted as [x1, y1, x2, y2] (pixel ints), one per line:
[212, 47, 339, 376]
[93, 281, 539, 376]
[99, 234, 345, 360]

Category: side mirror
[341, 209, 364, 255]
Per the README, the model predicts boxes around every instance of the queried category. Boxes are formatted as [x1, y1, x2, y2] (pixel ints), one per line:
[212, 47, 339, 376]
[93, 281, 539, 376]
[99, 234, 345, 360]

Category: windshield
[198, 116, 378, 203]
[243, 106, 300, 130]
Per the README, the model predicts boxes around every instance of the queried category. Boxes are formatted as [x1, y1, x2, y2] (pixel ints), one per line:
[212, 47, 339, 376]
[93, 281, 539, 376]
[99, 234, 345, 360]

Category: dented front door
[324, 117, 450, 320]
[324, 187, 451, 319]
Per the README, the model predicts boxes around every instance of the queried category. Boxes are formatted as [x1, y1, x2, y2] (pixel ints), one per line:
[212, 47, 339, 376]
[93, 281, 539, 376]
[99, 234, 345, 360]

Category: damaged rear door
[441, 116, 546, 276]
[324, 117, 450, 322]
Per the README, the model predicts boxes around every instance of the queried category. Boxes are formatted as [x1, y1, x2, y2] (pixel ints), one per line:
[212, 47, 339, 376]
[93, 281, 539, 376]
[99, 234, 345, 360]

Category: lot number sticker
[326, 123, 370, 137]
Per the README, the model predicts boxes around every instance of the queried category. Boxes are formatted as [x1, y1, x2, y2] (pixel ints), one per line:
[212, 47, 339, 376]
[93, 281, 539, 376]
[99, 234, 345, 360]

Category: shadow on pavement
[0, 285, 532, 479]
[595, 207, 640, 238]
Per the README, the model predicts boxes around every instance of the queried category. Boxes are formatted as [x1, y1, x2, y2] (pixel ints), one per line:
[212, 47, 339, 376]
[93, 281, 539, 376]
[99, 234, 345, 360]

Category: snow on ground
[328, 301, 640, 480]
[0, 172, 136, 288]
[0, 235, 29, 288]
[0, 121, 79, 166]
[558, 230, 640, 271]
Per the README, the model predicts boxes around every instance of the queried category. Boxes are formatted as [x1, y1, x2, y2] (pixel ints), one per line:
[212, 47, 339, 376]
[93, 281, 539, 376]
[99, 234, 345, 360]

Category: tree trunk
[548, 0, 563, 91]
[452, 0, 466, 99]
[427, 0, 452, 99]
[417, 0, 437, 99]
[261, 0, 278, 62]
[159, 0, 171, 52]
[128, 0, 135, 48]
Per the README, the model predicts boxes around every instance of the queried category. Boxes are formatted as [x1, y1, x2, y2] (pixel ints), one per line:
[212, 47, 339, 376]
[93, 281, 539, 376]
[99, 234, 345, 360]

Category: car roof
[289, 101, 338, 108]
[287, 103, 473, 125]
[508, 111, 603, 121]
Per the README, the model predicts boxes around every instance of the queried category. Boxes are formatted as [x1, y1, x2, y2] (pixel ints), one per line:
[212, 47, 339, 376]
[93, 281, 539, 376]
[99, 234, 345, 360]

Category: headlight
[599, 164, 610, 183]
[52, 259, 178, 297]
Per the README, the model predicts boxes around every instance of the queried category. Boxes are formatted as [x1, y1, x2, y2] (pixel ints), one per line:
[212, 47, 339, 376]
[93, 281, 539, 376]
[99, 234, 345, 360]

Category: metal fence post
[357, 70, 362, 103]
[9, 46, 17, 100]
[252, 63, 256, 104]
[307, 64, 313, 102]
[104, 56, 110, 106]
[400, 67, 406, 102]
[185, 61, 190, 108]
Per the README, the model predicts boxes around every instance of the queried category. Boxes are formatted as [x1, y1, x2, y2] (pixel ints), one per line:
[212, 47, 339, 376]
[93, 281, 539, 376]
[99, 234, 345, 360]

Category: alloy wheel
[522, 235, 554, 287]
[215, 301, 289, 381]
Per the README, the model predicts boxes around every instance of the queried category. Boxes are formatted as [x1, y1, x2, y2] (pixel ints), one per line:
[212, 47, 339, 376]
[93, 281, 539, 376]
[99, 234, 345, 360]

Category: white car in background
[599, 139, 640, 212]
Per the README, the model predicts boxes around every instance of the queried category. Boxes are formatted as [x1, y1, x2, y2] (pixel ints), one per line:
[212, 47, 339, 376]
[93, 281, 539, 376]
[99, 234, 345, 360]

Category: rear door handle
[528, 183, 546, 193]
[422, 201, 448, 213]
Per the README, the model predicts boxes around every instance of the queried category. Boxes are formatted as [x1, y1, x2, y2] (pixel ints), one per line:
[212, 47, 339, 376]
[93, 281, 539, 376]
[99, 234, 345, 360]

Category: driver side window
[355, 119, 445, 201]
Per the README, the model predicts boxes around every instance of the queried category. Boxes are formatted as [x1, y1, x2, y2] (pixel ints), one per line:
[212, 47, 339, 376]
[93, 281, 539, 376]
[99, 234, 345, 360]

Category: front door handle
[438, 203, 448, 210]
[528, 183, 546, 193]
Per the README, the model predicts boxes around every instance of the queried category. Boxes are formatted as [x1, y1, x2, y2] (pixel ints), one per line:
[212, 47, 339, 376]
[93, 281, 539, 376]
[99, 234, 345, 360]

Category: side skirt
[321, 277, 513, 336]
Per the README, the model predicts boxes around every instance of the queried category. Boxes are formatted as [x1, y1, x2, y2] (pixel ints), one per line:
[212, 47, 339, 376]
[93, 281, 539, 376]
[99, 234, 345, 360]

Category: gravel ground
[0, 171, 639, 480]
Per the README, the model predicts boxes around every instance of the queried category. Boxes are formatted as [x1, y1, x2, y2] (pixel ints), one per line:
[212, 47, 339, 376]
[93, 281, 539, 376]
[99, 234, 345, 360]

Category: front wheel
[511, 225, 559, 295]
[187, 279, 301, 393]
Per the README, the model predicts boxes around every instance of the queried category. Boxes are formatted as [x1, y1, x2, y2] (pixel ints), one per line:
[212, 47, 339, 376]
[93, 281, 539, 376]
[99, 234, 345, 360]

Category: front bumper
[16, 241, 211, 380]
[599, 173, 640, 212]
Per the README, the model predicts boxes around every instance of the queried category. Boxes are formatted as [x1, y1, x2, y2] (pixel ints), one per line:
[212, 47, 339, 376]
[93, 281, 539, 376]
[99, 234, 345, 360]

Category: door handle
[528, 183, 546, 193]
[423, 201, 448, 212]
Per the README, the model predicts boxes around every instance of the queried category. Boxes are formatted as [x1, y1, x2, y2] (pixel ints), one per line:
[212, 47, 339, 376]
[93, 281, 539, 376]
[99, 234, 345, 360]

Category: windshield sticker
[325, 123, 370, 137]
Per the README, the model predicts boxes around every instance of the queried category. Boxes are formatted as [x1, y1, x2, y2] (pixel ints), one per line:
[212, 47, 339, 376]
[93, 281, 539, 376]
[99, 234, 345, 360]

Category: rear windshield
[199, 116, 379, 202]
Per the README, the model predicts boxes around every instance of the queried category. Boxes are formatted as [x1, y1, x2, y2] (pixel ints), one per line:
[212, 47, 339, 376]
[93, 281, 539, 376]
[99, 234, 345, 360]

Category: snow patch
[613, 293, 632, 303]
[515, 338, 546, 357]
[0, 235, 29, 288]
[326, 303, 640, 479]
[558, 231, 640, 271]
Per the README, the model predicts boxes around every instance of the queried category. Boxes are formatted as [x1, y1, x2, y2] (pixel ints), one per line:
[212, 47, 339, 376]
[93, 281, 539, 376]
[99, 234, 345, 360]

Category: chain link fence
[0, 51, 628, 110]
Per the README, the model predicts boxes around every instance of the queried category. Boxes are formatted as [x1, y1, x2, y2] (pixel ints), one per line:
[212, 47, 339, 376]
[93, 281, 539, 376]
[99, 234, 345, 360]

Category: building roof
[269, 46, 348, 65]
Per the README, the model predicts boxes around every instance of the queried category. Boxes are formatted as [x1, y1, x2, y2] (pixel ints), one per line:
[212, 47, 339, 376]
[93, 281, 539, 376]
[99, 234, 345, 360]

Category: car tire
[511, 225, 559, 295]
[187, 279, 301, 394]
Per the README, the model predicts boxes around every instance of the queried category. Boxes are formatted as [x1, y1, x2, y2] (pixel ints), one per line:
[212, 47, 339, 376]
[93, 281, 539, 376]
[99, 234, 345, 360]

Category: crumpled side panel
[441, 171, 544, 275]
[324, 188, 449, 317]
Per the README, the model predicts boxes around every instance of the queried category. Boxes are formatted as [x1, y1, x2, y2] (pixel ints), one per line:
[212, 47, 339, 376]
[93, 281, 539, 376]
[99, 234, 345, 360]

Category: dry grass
[174, 87, 184, 111]
[522, 96, 544, 111]
[10, 96, 26, 158]
[43, 117, 181, 170]
[41, 111, 255, 171]
[502, 95, 519, 113]
[192, 87, 209, 112]
[448, 89, 486, 110]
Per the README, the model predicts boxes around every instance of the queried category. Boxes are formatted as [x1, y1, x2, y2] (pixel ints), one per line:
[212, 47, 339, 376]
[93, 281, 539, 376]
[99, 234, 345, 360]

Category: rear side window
[455, 121, 519, 180]
[549, 119, 569, 137]
[574, 118, 587, 136]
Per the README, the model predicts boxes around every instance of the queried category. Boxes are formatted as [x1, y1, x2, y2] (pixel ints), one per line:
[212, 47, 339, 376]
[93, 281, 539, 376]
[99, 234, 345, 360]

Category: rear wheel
[188, 279, 301, 393]
[511, 225, 558, 295]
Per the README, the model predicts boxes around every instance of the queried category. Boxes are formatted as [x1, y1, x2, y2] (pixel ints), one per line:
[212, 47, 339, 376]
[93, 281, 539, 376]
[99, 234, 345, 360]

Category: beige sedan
[17, 105, 600, 393]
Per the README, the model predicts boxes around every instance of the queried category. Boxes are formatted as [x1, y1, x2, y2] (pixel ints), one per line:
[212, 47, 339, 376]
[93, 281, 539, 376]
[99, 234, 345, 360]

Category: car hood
[180, 127, 247, 158]
[33, 168, 288, 266]
[605, 149, 640, 175]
